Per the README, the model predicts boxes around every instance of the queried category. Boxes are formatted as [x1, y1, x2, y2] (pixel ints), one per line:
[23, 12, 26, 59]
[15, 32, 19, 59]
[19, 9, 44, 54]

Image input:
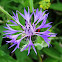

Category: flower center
[25, 23, 34, 36]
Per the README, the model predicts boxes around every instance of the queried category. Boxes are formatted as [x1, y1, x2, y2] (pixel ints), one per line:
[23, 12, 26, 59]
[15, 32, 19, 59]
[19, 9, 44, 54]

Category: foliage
[0, 0, 62, 62]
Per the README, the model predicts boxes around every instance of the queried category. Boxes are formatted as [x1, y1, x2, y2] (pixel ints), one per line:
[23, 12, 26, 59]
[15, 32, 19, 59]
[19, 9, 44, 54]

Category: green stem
[0, 6, 15, 21]
[29, 0, 33, 12]
[37, 49, 42, 62]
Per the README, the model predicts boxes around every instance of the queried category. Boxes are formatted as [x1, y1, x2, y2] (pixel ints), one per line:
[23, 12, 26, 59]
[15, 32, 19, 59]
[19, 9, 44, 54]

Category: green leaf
[0, 25, 6, 47]
[50, 2, 62, 11]
[52, 42, 62, 53]
[42, 47, 62, 60]
[0, 50, 6, 56]
[30, 50, 38, 60]
[0, 44, 10, 54]
[0, 50, 16, 62]
[15, 49, 33, 62]
[18, 13, 25, 26]
[34, 36, 52, 50]
[13, 0, 29, 7]
[43, 57, 59, 62]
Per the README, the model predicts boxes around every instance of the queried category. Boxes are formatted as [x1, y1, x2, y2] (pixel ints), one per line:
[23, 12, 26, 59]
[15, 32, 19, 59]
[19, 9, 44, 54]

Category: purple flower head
[3, 7, 56, 55]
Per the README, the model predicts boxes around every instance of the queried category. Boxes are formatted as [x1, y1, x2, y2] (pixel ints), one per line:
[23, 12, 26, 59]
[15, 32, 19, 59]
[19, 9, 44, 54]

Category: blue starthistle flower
[3, 7, 56, 55]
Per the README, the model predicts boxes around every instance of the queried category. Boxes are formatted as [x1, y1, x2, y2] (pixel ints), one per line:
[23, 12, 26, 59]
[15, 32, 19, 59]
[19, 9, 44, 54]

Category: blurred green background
[0, 0, 62, 62]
